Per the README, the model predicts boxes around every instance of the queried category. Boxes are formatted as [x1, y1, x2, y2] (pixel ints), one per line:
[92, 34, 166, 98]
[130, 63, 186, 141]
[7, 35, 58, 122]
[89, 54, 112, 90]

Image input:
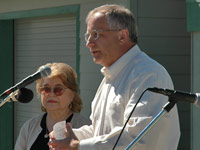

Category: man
[49, 4, 180, 150]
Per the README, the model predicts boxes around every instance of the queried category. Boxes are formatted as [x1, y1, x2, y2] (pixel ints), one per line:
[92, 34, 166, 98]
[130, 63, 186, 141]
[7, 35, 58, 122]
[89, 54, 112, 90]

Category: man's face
[86, 13, 123, 67]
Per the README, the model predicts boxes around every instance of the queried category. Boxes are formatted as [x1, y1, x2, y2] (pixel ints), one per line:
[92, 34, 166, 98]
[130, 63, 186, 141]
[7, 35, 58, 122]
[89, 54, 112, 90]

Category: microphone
[14, 88, 34, 103]
[148, 87, 200, 107]
[0, 88, 34, 107]
[0, 66, 51, 98]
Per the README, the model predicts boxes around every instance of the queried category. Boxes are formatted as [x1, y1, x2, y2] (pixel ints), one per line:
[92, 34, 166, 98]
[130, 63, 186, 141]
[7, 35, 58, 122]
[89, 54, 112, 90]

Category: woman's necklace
[44, 128, 49, 138]
[43, 113, 73, 138]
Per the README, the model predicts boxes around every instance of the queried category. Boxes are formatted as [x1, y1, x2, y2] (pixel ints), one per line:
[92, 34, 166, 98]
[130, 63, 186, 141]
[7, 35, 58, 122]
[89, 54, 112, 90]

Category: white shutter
[14, 14, 76, 140]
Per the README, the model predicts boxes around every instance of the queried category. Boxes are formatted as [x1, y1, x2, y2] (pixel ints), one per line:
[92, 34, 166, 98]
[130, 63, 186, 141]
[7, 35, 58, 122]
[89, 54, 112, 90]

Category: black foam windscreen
[16, 88, 34, 103]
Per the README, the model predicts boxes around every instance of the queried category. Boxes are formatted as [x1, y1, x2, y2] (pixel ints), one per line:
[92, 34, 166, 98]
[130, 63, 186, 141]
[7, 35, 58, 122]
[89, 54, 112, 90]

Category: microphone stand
[0, 90, 18, 107]
[125, 99, 176, 150]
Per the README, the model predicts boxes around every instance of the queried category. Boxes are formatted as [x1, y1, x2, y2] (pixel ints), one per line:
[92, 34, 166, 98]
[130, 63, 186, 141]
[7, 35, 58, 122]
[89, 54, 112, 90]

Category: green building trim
[0, 4, 80, 82]
[186, 0, 200, 32]
[0, 20, 14, 149]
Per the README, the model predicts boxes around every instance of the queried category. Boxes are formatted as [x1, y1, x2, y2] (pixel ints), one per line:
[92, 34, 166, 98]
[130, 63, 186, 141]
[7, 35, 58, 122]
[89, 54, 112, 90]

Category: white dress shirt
[74, 45, 180, 150]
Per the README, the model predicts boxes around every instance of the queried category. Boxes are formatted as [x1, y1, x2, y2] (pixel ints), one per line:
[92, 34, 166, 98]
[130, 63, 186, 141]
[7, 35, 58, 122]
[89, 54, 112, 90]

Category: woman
[15, 62, 90, 150]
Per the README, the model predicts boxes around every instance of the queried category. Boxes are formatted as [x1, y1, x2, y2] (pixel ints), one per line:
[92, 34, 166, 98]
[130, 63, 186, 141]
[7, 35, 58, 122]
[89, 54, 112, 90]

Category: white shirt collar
[101, 44, 141, 80]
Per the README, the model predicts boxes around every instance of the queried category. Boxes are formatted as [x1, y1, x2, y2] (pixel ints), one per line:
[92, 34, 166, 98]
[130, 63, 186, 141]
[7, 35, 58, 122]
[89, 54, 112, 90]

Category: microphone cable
[112, 88, 149, 150]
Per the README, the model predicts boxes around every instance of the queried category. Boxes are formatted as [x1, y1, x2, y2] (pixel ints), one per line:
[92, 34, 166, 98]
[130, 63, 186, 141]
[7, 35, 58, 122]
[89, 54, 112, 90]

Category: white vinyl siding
[14, 14, 76, 141]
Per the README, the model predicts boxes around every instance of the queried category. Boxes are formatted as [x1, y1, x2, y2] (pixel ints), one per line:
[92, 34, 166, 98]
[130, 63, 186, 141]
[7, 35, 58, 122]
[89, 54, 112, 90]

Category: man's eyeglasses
[84, 29, 122, 42]
[40, 86, 68, 96]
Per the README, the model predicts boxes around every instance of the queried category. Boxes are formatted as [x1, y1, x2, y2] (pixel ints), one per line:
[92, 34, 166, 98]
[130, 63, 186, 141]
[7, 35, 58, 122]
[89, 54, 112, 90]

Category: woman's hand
[48, 123, 80, 150]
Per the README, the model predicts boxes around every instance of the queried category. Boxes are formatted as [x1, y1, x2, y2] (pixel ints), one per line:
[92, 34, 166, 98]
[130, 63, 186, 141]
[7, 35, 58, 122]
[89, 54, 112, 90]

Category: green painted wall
[0, 20, 14, 149]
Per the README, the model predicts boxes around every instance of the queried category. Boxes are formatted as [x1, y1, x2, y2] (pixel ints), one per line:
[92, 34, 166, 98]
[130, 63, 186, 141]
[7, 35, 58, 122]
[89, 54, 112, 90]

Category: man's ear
[118, 29, 129, 43]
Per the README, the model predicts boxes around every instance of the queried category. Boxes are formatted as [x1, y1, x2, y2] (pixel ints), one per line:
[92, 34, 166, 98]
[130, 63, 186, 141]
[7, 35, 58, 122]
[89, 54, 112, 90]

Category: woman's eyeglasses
[84, 29, 122, 42]
[40, 86, 68, 96]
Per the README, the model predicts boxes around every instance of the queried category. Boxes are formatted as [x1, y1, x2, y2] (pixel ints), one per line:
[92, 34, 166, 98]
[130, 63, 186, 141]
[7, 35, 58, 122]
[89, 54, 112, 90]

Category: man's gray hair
[86, 4, 138, 43]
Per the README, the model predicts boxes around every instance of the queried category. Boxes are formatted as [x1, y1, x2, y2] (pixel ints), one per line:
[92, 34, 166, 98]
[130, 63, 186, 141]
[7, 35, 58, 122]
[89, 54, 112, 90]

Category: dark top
[30, 113, 73, 150]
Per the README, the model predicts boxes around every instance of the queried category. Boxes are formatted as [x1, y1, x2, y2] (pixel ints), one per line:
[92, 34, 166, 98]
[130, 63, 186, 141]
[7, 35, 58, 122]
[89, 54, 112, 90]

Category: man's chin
[93, 58, 102, 65]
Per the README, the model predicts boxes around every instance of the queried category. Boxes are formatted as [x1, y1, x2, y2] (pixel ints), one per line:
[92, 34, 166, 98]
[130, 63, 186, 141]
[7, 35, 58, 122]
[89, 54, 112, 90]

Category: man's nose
[86, 36, 95, 48]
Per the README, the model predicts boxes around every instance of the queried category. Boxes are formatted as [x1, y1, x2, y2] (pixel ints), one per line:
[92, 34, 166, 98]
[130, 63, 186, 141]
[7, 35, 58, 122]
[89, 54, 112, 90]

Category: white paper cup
[53, 121, 66, 140]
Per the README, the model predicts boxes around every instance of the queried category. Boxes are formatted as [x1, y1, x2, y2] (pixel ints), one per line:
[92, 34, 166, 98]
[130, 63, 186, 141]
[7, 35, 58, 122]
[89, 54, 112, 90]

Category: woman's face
[40, 76, 74, 113]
